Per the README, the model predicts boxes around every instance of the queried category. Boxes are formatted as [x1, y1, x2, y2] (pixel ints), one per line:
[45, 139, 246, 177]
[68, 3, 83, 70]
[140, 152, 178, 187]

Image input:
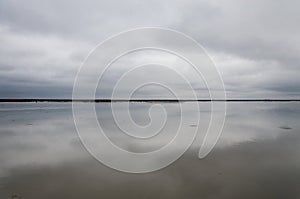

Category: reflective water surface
[0, 102, 300, 198]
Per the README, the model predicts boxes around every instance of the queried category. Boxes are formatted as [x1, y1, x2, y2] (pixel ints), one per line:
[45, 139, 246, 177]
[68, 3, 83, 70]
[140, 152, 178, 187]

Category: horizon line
[1, 98, 300, 102]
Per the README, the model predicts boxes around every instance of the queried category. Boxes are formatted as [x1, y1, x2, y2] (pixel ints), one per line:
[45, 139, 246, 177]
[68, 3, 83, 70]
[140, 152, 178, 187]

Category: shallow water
[0, 102, 300, 198]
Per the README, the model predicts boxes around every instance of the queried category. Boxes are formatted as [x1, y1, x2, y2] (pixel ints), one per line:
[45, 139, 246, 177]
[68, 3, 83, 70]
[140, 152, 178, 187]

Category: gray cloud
[0, 0, 299, 98]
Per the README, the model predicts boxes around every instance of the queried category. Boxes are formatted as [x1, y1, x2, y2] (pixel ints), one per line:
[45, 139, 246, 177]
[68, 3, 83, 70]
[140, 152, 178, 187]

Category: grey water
[0, 102, 300, 199]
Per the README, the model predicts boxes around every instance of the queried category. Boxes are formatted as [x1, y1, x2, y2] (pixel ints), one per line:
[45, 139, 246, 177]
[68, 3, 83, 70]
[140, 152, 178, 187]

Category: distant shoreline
[1, 99, 300, 103]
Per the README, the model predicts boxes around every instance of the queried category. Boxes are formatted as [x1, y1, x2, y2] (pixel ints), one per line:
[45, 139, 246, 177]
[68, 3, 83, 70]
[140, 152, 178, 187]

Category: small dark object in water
[189, 124, 197, 127]
[26, 123, 33, 126]
[11, 194, 21, 199]
[279, 126, 292, 130]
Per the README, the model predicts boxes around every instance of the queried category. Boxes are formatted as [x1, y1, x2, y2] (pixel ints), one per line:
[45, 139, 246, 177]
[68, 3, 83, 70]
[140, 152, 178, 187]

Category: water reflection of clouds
[1, 129, 300, 199]
[0, 102, 300, 198]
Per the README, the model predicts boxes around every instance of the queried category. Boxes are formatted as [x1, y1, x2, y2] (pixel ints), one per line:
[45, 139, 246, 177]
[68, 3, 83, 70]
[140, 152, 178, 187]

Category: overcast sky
[0, 0, 299, 98]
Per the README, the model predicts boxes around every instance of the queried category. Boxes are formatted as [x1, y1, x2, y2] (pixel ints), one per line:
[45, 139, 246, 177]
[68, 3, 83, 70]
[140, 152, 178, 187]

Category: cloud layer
[0, 0, 299, 98]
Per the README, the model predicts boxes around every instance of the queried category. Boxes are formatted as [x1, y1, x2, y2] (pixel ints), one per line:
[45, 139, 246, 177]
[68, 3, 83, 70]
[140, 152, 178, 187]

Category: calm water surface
[0, 102, 300, 198]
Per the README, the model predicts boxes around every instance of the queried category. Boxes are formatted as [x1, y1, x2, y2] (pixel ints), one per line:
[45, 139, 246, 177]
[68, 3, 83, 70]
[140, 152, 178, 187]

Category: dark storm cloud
[0, 0, 299, 98]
